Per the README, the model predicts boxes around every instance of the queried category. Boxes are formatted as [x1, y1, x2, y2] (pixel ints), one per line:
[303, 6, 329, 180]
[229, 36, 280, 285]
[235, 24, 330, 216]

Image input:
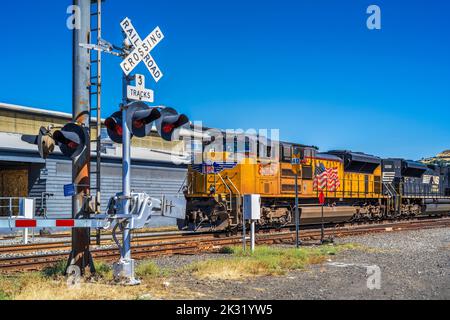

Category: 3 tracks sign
[127, 74, 154, 103]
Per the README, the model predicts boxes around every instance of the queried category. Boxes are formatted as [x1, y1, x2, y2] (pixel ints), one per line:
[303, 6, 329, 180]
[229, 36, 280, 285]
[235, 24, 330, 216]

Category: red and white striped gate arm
[0, 218, 108, 229]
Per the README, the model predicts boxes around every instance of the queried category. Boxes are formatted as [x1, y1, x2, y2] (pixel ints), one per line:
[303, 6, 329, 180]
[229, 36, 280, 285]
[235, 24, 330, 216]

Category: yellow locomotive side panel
[238, 158, 258, 194]
[340, 166, 382, 199]
[188, 151, 383, 201]
[257, 162, 280, 195]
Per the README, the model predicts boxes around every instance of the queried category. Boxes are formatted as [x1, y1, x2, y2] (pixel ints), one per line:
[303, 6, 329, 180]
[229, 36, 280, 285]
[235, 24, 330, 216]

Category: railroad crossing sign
[120, 17, 165, 82]
[127, 74, 154, 103]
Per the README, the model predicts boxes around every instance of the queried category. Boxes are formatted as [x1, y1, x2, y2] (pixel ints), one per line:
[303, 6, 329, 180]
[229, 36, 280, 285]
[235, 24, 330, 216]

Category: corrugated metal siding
[45, 159, 72, 218]
[44, 158, 187, 227]
[28, 164, 47, 215]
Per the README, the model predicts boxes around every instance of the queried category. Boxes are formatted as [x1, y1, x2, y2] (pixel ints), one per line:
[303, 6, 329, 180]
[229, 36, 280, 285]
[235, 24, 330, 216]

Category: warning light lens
[68, 142, 79, 149]
[162, 124, 175, 134]
[105, 118, 114, 130]
[115, 124, 123, 136]
[133, 120, 145, 129]
[105, 118, 123, 136]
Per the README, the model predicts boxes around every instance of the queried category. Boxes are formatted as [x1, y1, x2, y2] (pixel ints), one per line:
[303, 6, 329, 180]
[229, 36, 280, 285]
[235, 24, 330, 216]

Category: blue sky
[0, 0, 449, 160]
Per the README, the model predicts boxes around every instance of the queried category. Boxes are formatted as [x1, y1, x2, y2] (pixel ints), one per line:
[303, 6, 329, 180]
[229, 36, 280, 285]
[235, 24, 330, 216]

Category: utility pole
[69, 0, 93, 274]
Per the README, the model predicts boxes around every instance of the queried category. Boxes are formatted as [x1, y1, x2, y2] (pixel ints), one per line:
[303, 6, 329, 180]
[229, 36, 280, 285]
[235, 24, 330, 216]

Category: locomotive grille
[282, 184, 295, 192]
[282, 169, 295, 177]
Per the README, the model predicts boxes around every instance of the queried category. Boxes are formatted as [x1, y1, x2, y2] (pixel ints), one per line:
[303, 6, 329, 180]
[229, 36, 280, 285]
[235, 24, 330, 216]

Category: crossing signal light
[105, 111, 125, 144]
[53, 123, 89, 160]
[21, 123, 88, 160]
[125, 101, 161, 138]
[106, 104, 189, 144]
[156, 107, 189, 141]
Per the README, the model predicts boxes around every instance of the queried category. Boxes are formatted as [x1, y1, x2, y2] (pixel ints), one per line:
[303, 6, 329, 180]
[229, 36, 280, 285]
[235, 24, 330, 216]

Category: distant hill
[421, 150, 450, 165]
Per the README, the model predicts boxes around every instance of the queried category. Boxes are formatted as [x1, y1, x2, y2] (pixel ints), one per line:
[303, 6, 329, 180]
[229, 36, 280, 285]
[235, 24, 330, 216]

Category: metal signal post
[20, 6, 189, 286]
[292, 148, 302, 248]
[97, 17, 187, 284]
[295, 173, 299, 248]
[319, 191, 325, 244]
[115, 68, 139, 285]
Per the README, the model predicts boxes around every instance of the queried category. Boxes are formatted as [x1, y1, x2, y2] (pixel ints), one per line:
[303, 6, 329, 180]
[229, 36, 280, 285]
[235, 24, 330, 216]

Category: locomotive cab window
[224, 137, 237, 153]
[303, 148, 314, 160]
[257, 141, 273, 159]
[281, 144, 292, 162]
[293, 146, 305, 161]
[234, 137, 253, 158]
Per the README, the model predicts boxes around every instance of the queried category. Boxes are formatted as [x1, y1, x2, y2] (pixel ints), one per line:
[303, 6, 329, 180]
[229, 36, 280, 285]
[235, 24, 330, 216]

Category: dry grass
[0, 243, 361, 300]
[0, 259, 201, 300]
[0, 272, 195, 300]
[186, 245, 350, 280]
[14, 280, 144, 300]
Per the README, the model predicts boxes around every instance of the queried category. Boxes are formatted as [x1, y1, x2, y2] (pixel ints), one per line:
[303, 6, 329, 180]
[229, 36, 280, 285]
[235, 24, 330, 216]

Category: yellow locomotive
[182, 137, 385, 231]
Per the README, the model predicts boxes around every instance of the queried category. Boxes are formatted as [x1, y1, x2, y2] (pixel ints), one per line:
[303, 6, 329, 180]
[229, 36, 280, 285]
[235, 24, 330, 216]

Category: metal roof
[327, 150, 382, 164]
[0, 102, 208, 140]
[0, 102, 73, 119]
[0, 132, 190, 165]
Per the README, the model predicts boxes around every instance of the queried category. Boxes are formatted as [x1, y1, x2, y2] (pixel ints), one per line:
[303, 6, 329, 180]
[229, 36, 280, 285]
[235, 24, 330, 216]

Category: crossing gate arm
[0, 218, 109, 229]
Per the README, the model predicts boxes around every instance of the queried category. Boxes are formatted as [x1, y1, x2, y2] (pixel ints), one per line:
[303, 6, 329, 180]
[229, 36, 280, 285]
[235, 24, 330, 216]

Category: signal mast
[22, 0, 189, 285]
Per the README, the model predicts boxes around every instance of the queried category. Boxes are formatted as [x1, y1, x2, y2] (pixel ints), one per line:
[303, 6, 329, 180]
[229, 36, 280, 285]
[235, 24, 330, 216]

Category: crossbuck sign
[120, 17, 165, 82]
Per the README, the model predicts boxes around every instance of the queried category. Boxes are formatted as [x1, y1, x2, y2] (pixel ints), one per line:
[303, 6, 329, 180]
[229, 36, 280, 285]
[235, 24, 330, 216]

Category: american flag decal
[313, 163, 340, 192]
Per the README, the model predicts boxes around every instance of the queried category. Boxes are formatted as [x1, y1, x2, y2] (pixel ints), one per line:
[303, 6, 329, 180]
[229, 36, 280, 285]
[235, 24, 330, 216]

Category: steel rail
[1, 217, 449, 272]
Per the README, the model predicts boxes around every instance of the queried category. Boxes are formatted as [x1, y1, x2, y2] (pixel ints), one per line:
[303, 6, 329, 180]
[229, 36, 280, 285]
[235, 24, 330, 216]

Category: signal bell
[37, 127, 56, 159]
[125, 101, 161, 138]
[156, 107, 189, 141]
[21, 127, 55, 159]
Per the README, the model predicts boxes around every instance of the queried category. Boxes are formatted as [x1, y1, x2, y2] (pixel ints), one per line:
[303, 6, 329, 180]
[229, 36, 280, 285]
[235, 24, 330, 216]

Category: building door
[0, 169, 28, 216]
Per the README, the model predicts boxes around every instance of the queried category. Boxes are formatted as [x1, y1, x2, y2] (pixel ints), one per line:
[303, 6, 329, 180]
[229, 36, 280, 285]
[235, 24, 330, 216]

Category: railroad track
[1, 217, 450, 272]
[0, 227, 181, 241]
[0, 232, 214, 255]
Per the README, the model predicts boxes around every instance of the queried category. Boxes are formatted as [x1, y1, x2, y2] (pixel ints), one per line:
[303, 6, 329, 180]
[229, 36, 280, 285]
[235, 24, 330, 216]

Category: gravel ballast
[151, 227, 450, 300]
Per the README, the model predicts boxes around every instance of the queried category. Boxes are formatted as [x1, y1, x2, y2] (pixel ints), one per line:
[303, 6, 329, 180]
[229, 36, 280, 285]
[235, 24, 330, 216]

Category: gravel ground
[0, 235, 71, 246]
[151, 227, 450, 300]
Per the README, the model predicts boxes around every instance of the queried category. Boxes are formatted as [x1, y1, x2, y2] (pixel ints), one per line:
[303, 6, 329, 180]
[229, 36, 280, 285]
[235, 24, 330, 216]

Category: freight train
[179, 136, 450, 231]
